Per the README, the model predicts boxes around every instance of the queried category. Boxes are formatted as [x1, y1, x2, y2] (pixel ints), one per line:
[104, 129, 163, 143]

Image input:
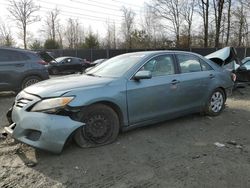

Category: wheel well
[22, 75, 42, 82]
[217, 87, 227, 99]
[92, 101, 124, 128]
[20, 75, 42, 88]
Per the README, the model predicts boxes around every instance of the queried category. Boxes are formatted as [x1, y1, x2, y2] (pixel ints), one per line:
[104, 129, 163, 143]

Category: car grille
[15, 98, 33, 108]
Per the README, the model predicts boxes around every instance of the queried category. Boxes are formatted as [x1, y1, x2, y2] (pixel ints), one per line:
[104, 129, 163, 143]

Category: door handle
[171, 79, 180, 85]
[209, 74, 215, 79]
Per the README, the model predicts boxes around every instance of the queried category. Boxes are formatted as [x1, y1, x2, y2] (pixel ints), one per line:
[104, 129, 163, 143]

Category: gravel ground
[1, 86, 250, 188]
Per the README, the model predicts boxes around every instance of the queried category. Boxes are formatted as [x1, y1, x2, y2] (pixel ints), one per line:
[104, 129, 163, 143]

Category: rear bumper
[4, 92, 83, 153]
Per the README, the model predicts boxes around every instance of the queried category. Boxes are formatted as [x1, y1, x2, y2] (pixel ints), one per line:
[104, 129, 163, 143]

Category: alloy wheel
[210, 91, 224, 113]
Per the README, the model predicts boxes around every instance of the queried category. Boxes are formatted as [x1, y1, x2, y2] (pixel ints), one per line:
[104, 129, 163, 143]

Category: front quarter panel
[66, 78, 128, 126]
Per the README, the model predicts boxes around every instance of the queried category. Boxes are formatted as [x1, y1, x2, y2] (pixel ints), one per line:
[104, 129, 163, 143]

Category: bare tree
[105, 20, 116, 49]
[213, 0, 225, 47]
[56, 23, 63, 48]
[243, 16, 249, 46]
[121, 7, 136, 49]
[199, 0, 210, 47]
[142, 4, 160, 48]
[182, 0, 196, 48]
[152, 0, 183, 47]
[45, 8, 60, 41]
[8, 0, 39, 49]
[0, 22, 15, 46]
[105, 21, 112, 49]
[112, 23, 117, 49]
[232, 0, 247, 47]
[65, 18, 84, 48]
[225, 0, 231, 46]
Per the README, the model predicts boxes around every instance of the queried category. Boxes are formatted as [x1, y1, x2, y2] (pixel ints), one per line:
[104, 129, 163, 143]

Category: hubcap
[210, 91, 223, 113]
[24, 79, 39, 88]
[84, 114, 112, 144]
[52, 69, 58, 74]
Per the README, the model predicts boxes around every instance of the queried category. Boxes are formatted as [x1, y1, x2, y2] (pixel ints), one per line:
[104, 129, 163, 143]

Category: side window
[177, 54, 202, 73]
[140, 55, 175, 77]
[65, 58, 72, 63]
[76, 58, 83, 64]
[0, 50, 29, 62]
[200, 59, 213, 71]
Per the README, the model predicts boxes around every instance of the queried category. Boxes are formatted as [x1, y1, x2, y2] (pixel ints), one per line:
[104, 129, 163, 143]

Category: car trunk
[37, 51, 57, 63]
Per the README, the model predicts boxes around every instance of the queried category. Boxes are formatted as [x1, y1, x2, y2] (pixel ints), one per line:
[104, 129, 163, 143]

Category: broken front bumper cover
[4, 92, 84, 153]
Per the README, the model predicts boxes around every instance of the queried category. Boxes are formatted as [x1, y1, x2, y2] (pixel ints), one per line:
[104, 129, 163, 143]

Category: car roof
[0, 47, 36, 54]
[123, 50, 201, 58]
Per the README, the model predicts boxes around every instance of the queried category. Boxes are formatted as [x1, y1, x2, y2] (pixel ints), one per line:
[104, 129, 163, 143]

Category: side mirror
[134, 70, 152, 80]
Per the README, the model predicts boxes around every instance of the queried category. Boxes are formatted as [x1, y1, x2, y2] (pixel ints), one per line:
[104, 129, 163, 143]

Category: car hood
[24, 74, 114, 98]
[205, 47, 240, 66]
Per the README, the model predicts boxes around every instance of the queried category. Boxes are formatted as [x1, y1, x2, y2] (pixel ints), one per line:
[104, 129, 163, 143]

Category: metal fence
[49, 47, 250, 61]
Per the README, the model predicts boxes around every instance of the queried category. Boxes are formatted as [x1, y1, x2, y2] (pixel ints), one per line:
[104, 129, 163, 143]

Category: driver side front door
[126, 54, 181, 125]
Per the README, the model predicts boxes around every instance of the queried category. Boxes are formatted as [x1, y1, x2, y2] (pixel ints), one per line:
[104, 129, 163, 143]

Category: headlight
[31, 97, 74, 112]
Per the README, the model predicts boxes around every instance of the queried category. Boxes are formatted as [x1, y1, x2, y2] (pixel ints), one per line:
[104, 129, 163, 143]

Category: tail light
[38, 60, 47, 65]
[231, 73, 236, 82]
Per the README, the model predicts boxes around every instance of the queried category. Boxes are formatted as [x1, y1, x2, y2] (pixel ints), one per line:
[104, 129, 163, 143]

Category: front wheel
[205, 88, 226, 116]
[74, 104, 120, 148]
[21, 76, 41, 89]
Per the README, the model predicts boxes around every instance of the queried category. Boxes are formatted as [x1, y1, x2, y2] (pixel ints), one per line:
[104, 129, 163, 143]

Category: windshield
[86, 54, 145, 78]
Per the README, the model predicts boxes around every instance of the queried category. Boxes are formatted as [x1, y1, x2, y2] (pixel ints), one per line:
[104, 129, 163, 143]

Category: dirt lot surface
[1, 87, 250, 188]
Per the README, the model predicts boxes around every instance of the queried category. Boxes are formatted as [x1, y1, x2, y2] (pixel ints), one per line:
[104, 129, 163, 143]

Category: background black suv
[0, 47, 49, 92]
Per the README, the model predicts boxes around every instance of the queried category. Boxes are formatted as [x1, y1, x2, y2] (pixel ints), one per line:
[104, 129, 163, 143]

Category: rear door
[0, 49, 29, 91]
[71, 58, 82, 72]
[175, 53, 214, 110]
[59, 58, 72, 72]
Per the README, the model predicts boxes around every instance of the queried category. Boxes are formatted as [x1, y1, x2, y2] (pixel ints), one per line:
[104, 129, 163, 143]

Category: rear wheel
[205, 88, 226, 116]
[21, 76, 41, 89]
[74, 104, 120, 148]
[51, 67, 59, 75]
[81, 65, 87, 73]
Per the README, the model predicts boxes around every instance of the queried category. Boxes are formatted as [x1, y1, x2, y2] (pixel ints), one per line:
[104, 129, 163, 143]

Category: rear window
[177, 54, 202, 73]
[200, 59, 213, 71]
[0, 49, 29, 62]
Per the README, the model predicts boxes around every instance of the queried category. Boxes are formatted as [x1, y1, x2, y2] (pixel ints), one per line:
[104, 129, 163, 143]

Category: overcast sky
[0, 0, 147, 47]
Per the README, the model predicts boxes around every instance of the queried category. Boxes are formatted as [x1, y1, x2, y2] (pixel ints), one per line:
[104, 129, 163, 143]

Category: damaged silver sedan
[5, 50, 234, 153]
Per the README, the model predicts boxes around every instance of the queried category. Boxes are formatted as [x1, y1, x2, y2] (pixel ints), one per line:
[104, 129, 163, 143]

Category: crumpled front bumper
[4, 91, 83, 153]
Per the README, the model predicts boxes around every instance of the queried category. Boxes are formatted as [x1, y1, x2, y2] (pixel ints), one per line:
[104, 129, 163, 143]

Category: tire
[21, 76, 41, 89]
[81, 66, 87, 72]
[205, 88, 226, 116]
[74, 104, 120, 148]
[50, 67, 59, 75]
